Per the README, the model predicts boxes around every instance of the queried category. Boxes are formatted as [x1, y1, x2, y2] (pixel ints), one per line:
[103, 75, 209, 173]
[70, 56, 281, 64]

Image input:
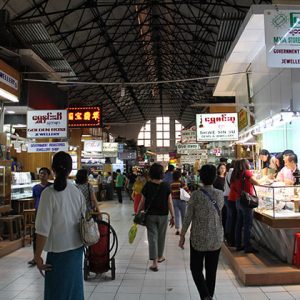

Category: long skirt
[44, 246, 84, 300]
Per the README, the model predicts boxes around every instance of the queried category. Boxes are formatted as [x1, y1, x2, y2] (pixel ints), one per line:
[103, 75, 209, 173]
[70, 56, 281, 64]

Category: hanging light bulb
[120, 86, 125, 97]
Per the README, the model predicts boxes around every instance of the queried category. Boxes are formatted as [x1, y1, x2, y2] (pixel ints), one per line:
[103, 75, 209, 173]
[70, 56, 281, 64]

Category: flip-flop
[149, 266, 158, 272]
[158, 258, 165, 263]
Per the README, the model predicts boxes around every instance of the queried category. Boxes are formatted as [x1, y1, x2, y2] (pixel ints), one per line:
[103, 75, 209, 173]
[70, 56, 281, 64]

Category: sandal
[158, 258, 165, 263]
[149, 266, 158, 272]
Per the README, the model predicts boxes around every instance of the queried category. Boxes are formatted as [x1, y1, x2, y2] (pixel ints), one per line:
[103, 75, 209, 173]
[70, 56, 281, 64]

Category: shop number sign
[265, 10, 300, 68]
[27, 110, 67, 138]
[196, 113, 238, 142]
[68, 106, 101, 127]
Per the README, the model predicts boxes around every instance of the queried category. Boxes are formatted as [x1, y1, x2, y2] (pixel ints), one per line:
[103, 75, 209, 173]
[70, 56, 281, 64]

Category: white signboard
[83, 140, 103, 152]
[265, 10, 300, 68]
[27, 110, 67, 138]
[196, 113, 238, 142]
[27, 142, 68, 153]
[103, 142, 118, 152]
[181, 129, 196, 143]
[177, 143, 207, 155]
[180, 153, 207, 164]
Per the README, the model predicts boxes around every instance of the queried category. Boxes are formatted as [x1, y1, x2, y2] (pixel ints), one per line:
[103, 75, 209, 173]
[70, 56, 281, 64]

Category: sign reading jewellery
[27, 110, 68, 138]
[0, 70, 18, 90]
[265, 10, 300, 67]
[27, 142, 68, 153]
[196, 113, 238, 142]
[68, 106, 101, 128]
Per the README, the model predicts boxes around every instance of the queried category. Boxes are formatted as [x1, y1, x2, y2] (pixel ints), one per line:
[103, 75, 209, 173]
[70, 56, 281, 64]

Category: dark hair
[39, 167, 51, 175]
[167, 164, 175, 172]
[173, 170, 181, 181]
[231, 159, 249, 182]
[219, 157, 228, 163]
[287, 154, 298, 164]
[52, 151, 72, 191]
[217, 163, 226, 175]
[259, 149, 271, 168]
[75, 169, 88, 184]
[283, 149, 294, 156]
[116, 169, 121, 173]
[199, 164, 217, 185]
[275, 153, 285, 172]
[149, 163, 164, 180]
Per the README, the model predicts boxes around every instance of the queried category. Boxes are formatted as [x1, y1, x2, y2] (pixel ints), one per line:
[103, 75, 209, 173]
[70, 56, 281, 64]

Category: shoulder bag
[240, 173, 259, 209]
[180, 184, 190, 201]
[134, 183, 161, 226]
[200, 188, 221, 217]
[79, 196, 100, 246]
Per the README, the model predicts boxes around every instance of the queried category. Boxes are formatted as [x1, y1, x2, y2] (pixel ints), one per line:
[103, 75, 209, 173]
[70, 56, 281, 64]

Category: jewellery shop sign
[27, 110, 67, 138]
[265, 9, 300, 68]
[196, 113, 238, 142]
[27, 142, 68, 153]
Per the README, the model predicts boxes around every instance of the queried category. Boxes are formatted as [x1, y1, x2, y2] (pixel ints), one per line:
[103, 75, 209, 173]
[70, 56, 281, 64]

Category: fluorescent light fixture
[6, 110, 15, 114]
[0, 88, 19, 102]
[13, 124, 26, 128]
[238, 112, 299, 143]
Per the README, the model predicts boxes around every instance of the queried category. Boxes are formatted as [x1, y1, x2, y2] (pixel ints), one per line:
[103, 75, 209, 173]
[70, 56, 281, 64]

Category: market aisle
[1, 194, 300, 300]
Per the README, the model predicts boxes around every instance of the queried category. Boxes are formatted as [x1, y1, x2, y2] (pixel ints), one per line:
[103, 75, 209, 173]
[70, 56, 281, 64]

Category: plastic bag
[180, 188, 190, 201]
[128, 223, 138, 244]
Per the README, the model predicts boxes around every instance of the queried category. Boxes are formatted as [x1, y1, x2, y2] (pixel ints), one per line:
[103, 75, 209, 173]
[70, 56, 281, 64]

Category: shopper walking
[137, 163, 175, 271]
[115, 169, 124, 203]
[75, 169, 101, 218]
[34, 151, 86, 300]
[170, 170, 190, 235]
[179, 164, 223, 300]
[28, 167, 52, 266]
[230, 159, 260, 253]
[131, 174, 145, 215]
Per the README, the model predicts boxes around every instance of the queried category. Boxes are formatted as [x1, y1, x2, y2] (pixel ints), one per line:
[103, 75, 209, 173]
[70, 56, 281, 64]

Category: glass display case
[255, 184, 300, 219]
[11, 172, 36, 200]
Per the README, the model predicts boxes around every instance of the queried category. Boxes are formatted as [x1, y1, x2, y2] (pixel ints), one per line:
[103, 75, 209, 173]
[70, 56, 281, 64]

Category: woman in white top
[34, 151, 86, 300]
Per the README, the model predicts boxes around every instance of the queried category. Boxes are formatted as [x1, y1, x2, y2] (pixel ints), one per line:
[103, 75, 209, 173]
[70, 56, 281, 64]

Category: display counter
[253, 184, 300, 264]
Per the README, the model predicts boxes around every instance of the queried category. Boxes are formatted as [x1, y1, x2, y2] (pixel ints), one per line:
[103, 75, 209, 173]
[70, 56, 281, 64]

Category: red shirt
[228, 170, 255, 201]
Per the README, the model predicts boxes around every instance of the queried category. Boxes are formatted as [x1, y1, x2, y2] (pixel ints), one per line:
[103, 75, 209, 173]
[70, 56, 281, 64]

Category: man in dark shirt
[28, 167, 52, 266]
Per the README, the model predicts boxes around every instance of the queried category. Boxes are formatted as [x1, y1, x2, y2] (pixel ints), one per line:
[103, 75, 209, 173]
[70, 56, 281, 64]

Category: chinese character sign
[196, 113, 238, 142]
[68, 107, 101, 127]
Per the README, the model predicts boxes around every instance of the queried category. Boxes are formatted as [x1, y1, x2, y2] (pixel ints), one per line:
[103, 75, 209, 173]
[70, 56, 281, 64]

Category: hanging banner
[83, 140, 103, 152]
[196, 113, 238, 142]
[265, 10, 300, 68]
[27, 110, 67, 138]
[27, 142, 68, 153]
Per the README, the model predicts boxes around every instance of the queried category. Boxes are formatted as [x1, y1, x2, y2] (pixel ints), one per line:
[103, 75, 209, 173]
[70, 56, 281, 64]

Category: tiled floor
[1, 194, 300, 299]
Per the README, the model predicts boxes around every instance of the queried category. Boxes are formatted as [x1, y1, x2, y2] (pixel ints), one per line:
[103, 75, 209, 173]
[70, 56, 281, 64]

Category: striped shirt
[170, 181, 189, 200]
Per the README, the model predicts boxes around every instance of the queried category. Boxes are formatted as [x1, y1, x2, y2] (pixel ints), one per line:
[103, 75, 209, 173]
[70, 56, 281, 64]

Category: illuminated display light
[67, 106, 101, 128]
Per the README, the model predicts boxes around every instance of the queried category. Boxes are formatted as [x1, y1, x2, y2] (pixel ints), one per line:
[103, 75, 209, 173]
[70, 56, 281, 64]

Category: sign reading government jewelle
[196, 113, 238, 142]
[27, 110, 67, 138]
[265, 10, 300, 68]
[27, 142, 68, 153]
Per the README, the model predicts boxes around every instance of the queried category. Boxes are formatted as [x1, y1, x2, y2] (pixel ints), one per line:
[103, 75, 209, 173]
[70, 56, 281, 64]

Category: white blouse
[35, 180, 86, 253]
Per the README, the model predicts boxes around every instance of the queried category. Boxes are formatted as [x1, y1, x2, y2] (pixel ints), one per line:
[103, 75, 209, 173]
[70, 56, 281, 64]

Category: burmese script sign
[27, 110, 67, 138]
[27, 142, 68, 153]
[265, 10, 300, 67]
[196, 113, 238, 142]
[83, 140, 103, 152]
